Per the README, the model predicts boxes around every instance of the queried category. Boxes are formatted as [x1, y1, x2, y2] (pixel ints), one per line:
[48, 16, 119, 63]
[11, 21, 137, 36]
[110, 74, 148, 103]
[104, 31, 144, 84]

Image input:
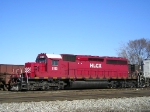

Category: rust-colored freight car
[0, 64, 24, 74]
[0, 64, 24, 90]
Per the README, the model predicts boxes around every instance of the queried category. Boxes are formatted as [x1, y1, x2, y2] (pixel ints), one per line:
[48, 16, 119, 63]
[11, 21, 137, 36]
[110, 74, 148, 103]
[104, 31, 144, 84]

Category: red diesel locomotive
[10, 53, 139, 91]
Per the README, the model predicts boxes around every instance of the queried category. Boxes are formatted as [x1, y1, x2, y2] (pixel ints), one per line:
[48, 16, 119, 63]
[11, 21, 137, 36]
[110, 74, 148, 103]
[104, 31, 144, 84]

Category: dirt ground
[0, 88, 150, 103]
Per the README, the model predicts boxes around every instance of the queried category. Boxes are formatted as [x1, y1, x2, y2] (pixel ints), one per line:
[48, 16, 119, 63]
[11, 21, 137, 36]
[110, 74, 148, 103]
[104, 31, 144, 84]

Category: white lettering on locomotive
[90, 63, 102, 68]
[52, 67, 58, 70]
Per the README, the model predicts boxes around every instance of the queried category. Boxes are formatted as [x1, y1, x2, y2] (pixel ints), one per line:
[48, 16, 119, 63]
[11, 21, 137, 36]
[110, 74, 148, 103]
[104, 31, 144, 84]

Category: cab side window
[52, 60, 59, 66]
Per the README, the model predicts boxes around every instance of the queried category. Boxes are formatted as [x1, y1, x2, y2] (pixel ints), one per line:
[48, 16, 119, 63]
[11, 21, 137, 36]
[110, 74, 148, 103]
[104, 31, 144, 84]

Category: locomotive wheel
[108, 81, 117, 89]
[107, 83, 113, 89]
[42, 84, 49, 90]
[29, 85, 34, 90]
[129, 82, 136, 88]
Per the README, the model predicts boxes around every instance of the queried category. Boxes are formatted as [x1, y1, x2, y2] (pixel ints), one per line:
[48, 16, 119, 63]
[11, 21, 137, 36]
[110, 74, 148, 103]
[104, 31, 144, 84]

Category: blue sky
[0, 0, 150, 64]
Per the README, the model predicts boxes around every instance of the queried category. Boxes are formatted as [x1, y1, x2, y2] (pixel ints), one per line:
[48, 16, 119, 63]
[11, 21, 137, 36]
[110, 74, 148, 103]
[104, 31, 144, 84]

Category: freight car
[10, 53, 150, 91]
[0, 64, 24, 90]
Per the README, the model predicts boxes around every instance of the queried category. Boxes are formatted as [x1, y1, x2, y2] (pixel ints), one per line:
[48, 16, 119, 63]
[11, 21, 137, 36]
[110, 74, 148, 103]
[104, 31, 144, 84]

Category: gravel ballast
[0, 97, 150, 112]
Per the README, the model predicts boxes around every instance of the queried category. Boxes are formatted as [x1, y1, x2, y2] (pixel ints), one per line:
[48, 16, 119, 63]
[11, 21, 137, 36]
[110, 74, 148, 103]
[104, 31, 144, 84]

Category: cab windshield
[36, 58, 46, 63]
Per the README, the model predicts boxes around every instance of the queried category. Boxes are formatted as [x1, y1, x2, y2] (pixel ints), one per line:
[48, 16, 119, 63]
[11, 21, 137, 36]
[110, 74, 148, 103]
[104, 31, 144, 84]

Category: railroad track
[0, 88, 150, 103]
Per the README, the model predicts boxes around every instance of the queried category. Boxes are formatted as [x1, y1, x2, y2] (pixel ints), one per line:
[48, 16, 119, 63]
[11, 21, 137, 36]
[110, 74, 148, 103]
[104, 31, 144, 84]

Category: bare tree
[117, 38, 150, 64]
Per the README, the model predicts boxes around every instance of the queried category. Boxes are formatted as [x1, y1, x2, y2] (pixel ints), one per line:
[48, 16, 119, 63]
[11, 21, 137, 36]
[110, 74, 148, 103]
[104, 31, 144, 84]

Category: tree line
[117, 38, 150, 64]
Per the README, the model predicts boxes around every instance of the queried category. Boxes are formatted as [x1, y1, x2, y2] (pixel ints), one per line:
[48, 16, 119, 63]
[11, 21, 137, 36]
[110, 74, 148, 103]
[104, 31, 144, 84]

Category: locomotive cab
[24, 53, 62, 78]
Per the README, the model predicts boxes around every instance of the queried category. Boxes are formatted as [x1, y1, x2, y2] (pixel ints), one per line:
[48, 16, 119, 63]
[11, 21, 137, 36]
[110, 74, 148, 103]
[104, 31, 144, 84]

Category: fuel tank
[67, 80, 109, 89]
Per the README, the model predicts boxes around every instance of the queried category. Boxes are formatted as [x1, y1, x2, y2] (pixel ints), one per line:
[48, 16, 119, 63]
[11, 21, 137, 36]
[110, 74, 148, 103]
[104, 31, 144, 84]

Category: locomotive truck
[9, 53, 150, 91]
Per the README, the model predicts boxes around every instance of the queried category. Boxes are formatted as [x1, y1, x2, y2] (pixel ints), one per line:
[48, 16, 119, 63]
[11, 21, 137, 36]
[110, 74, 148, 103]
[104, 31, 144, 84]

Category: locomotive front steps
[20, 77, 28, 90]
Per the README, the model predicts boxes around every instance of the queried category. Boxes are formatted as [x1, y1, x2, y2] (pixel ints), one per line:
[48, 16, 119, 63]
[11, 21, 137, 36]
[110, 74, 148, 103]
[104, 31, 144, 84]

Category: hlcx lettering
[90, 63, 102, 68]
